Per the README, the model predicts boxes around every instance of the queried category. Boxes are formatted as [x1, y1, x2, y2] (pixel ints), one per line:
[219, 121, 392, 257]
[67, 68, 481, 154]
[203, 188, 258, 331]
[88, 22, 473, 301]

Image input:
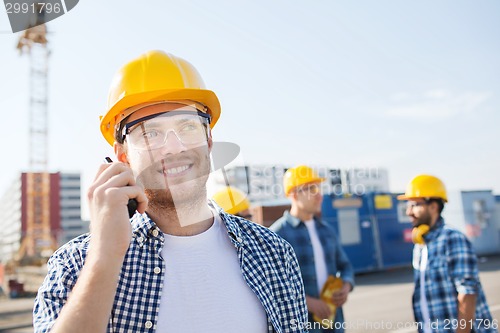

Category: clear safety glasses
[406, 201, 428, 210]
[122, 110, 211, 151]
[297, 183, 322, 195]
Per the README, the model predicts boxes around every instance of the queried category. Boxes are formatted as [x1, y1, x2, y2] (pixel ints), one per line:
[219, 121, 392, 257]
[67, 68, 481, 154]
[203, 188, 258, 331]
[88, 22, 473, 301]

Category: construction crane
[17, 10, 49, 171]
[15, 11, 56, 264]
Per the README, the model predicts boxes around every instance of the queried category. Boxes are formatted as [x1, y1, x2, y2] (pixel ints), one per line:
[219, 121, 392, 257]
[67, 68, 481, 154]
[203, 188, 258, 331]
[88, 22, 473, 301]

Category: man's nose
[159, 131, 187, 155]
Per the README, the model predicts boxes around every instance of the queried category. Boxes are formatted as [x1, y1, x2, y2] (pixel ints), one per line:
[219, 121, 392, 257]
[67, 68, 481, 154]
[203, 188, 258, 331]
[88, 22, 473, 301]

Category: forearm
[456, 293, 477, 333]
[50, 250, 124, 333]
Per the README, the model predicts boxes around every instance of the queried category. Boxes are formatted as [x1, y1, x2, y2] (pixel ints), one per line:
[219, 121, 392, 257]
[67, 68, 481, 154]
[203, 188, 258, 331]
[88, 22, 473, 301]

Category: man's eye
[142, 130, 160, 139]
[180, 123, 199, 132]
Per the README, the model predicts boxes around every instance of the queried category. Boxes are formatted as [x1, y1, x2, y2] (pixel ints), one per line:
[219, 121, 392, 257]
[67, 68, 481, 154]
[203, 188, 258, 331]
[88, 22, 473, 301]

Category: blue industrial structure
[445, 190, 500, 256]
[321, 193, 414, 273]
[322, 191, 500, 273]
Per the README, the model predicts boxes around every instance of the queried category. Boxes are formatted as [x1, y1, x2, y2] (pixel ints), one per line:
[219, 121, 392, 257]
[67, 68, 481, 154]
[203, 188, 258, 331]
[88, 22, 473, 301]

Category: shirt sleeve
[446, 230, 479, 295]
[285, 242, 310, 332]
[33, 249, 79, 333]
[334, 234, 355, 290]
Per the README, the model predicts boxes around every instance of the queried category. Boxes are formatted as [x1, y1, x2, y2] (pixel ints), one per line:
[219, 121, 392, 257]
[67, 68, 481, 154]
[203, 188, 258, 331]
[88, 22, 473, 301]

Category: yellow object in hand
[312, 276, 343, 329]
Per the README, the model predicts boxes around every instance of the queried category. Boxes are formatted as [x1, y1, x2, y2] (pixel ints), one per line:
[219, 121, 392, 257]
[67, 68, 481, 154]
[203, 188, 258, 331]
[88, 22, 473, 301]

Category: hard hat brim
[397, 194, 409, 201]
[100, 88, 220, 146]
[286, 177, 326, 196]
[397, 194, 448, 202]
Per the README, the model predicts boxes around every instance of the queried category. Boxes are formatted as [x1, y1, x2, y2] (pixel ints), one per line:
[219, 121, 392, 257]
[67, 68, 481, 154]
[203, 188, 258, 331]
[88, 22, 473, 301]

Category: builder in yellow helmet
[398, 175, 496, 333]
[212, 186, 252, 219]
[270, 165, 354, 333]
[33, 51, 308, 333]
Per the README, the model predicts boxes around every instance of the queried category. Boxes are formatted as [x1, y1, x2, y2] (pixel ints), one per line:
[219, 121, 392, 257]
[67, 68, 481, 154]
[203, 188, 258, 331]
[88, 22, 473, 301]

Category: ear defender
[412, 225, 430, 244]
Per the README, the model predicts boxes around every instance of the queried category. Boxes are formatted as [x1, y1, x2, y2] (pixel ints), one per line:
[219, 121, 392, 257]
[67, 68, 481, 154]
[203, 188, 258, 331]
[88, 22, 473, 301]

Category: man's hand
[87, 162, 148, 258]
[306, 296, 332, 320]
[50, 162, 148, 333]
[332, 282, 352, 307]
[456, 293, 477, 333]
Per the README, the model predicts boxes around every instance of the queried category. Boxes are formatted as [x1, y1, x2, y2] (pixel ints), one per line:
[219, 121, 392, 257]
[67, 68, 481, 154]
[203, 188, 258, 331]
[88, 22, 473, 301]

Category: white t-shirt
[304, 219, 328, 293]
[419, 245, 432, 333]
[155, 212, 268, 332]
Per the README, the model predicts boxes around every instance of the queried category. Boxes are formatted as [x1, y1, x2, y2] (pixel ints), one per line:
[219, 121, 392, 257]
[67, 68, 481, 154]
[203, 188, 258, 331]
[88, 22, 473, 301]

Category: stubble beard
[145, 176, 208, 212]
[142, 151, 211, 212]
[414, 210, 432, 228]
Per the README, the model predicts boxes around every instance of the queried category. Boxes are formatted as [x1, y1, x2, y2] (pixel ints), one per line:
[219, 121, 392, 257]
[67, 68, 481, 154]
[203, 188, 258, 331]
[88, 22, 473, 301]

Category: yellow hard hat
[397, 174, 448, 202]
[283, 165, 325, 196]
[100, 50, 221, 146]
[212, 186, 250, 215]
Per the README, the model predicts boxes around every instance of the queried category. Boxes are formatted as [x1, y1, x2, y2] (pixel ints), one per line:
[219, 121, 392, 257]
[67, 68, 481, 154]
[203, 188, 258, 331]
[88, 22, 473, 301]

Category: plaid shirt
[270, 211, 355, 333]
[33, 204, 309, 333]
[412, 218, 497, 333]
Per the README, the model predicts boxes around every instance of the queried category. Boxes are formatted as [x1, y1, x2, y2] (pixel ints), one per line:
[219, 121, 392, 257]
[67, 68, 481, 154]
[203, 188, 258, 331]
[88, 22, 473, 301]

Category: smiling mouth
[161, 165, 193, 179]
[165, 164, 191, 175]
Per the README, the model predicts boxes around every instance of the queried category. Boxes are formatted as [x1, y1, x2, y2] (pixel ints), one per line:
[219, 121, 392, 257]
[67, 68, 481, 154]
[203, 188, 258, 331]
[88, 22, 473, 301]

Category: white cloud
[390, 92, 412, 102]
[385, 90, 492, 120]
[424, 89, 450, 99]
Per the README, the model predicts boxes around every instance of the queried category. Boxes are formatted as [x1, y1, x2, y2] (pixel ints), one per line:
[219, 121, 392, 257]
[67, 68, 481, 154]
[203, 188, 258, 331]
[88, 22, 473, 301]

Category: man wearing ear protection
[398, 175, 496, 333]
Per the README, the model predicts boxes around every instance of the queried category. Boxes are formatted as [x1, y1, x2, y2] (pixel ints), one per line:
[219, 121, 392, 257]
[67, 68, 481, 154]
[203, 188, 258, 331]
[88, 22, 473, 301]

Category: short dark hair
[427, 198, 445, 214]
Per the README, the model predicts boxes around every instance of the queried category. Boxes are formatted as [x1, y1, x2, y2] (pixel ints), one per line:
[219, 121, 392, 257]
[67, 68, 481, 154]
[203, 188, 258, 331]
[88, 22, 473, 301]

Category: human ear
[428, 201, 439, 215]
[207, 136, 213, 152]
[114, 142, 129, 164]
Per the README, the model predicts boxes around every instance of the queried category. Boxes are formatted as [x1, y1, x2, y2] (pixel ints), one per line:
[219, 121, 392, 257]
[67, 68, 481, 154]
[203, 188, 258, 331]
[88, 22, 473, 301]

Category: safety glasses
[297, 183, 322, 195]
[406, 201, 428, 209]
[122, 110, 211, 150]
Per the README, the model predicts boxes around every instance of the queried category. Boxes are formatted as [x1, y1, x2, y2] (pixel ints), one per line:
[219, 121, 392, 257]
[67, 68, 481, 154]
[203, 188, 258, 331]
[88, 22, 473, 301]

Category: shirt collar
[130, 213, 162, 246]
[283, 210, 325, 228]
[130, 201, 246, 247]
[423, 216, 445, 242]
[210, 200, 245, 246]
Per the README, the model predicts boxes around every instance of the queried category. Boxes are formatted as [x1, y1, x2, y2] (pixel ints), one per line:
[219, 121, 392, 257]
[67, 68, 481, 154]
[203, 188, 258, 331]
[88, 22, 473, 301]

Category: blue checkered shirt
[270, 211, 355, 333]
[413, 218, 497, 333]
[33, 204, 309, 333]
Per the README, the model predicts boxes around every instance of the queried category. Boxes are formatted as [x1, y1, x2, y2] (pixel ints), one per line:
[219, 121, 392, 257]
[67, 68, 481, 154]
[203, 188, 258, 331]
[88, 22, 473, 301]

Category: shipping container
[321, 193, 414, 273]
[444, 190, 500, 255]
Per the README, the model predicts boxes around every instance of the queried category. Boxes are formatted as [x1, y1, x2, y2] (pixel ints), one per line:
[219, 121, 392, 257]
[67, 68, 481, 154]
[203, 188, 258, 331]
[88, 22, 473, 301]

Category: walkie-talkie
[104, 157, 138, 218]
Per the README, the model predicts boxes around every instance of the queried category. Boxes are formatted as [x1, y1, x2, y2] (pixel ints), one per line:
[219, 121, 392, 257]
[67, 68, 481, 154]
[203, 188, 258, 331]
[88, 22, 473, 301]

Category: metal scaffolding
[17, 24, 49, 171]
[15, 21, 56, 262]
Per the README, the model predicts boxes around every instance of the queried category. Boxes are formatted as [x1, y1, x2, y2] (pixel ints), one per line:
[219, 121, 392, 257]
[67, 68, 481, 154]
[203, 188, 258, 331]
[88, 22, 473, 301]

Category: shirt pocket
[427, 256, 447, 269]
[426, 257, 450, 285]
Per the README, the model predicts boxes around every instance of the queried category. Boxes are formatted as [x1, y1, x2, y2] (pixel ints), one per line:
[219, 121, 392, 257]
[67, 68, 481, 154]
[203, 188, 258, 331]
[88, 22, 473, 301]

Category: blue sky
[1, 0, 499, 217]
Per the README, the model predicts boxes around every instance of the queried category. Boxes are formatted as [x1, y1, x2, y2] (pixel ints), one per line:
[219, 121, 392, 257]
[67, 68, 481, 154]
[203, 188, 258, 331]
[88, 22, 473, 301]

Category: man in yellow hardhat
[212, 186, 252, 219]
[33, 51, 308, 333]
[270, 165, 354, 333]
[398, 174, 496, 333]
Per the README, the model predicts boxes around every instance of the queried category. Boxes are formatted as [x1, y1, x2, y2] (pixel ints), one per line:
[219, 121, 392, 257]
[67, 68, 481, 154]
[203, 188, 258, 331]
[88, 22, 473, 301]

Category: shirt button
[151, 229, 159, 237]
[154, 267, 161, 274]
[236, 237, 243, 243]
[145, 320, 153, 329]
[137, 236, 144, 243]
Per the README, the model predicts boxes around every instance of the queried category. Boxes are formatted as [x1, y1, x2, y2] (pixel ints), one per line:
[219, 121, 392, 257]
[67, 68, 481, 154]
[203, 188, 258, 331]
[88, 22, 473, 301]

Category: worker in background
[270, 165, 354, 333]
[212, 186, 253, 219]
[0, 262, 4, 297]
[33, 50, 308, 333]
[398, 174, 497, 333]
